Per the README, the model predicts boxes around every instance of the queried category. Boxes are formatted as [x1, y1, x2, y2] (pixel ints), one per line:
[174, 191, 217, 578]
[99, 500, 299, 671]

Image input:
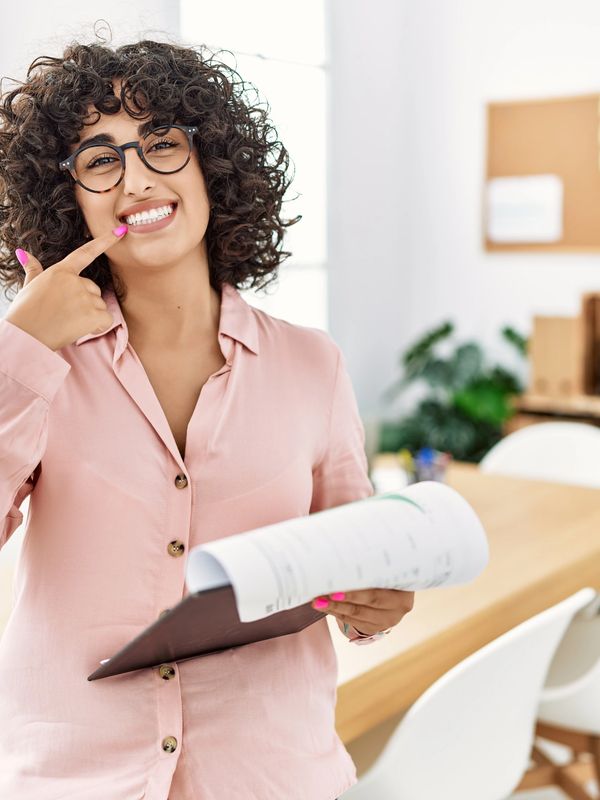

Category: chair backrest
[537, 592, 600, 733]
[478, 421, 600, 487]
[343, 587, 597, 800]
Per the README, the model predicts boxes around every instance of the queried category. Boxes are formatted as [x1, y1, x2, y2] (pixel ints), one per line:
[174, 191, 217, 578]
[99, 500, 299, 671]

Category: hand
[311, 588, 415, 636]
[5, 224, 129, 352]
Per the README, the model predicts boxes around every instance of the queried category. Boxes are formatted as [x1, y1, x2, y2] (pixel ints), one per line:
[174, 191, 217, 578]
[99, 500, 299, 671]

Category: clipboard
[87, 584, 325, 681]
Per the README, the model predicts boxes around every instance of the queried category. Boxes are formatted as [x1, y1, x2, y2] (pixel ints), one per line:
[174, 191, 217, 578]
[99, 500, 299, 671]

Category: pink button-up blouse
[0, 281, 375, 800]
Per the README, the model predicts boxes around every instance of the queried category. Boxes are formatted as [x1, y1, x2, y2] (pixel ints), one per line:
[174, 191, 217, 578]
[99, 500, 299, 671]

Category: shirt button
[174, 473, 188, 489]
[167, 540, 185, 557]
[162, 736, 178, 753]
[158, 664, 176, 680]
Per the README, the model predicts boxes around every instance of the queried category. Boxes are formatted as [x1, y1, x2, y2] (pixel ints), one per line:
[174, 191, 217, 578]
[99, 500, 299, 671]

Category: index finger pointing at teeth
[55, 224, 128, 277]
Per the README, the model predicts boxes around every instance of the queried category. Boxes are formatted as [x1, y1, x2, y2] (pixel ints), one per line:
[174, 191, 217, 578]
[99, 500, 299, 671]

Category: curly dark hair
[0, 27, 301, 304]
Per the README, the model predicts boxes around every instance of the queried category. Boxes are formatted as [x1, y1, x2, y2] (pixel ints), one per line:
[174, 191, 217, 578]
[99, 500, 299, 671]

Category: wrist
[347, 624, 392, 645]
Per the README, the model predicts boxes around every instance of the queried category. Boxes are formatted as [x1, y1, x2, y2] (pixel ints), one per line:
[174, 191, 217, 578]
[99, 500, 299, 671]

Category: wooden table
[333, 461, 600, 744]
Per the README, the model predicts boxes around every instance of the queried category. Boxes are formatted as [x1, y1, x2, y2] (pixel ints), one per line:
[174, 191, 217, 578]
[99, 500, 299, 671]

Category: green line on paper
[367, 492, 424, 512]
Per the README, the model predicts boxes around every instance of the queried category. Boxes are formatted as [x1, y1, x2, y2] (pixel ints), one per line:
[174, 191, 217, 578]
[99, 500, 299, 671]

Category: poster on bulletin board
[484, 93, 600, 252]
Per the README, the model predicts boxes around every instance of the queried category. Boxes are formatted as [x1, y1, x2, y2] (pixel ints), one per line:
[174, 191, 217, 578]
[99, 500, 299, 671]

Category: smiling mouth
[118, 202, 178, 226]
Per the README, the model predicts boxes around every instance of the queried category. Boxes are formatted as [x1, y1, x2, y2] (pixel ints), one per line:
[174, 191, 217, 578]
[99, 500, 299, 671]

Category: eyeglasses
[58, 124, 199, 193]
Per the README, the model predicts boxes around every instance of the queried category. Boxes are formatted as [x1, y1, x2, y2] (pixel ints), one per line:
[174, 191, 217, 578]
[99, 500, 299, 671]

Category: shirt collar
[75, 281, 260, 357]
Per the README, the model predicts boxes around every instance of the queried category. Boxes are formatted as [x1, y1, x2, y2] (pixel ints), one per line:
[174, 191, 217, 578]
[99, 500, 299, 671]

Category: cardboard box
[529, 316, 585, 397]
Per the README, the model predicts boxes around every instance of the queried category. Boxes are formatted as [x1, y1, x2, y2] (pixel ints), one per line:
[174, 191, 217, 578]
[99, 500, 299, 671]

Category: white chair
[342, 587, 596, 800]
[479, 421, 600, 487]
[534, 596, 600, 794]
[480, 421, 600, 793]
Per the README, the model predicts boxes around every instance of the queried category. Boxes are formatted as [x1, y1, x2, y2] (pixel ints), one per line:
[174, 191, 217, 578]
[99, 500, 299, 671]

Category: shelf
[513, 392, 600, 417]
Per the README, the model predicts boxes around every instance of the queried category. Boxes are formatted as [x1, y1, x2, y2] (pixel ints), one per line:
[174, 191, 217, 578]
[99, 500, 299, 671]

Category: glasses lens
[74, 126, 191, 191]
[74, 144, 122, 192]
[142, 126, 190, 173]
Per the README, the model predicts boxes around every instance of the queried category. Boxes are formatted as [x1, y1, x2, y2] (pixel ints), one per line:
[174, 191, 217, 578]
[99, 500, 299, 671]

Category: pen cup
[404, 447, 452, 484]
[369, 447, 453, 494]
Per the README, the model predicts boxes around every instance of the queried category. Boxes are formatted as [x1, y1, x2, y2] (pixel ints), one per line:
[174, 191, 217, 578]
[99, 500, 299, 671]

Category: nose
[120, 145, 157, 195]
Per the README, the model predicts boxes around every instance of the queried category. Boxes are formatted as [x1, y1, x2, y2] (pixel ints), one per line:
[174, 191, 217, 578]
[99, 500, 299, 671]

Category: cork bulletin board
[484, 93, 600, 252]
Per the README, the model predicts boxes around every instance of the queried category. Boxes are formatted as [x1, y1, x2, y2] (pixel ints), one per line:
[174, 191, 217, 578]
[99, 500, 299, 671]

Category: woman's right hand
[4, 225, 128, 352]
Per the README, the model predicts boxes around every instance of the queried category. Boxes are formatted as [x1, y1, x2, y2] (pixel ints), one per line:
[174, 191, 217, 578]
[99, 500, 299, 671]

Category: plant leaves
[401, 321, 454, 373]
[421, 358, 454, 389]
[378, 398, 502, 462]
[452, 378, 511, 426]
[378, 318, 527, 463]
[448, 343, 484, 390]
[502, 325, 528, 357]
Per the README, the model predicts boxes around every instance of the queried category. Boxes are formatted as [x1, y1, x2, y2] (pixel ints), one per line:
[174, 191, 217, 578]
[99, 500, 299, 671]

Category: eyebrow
[73, 120, 158, 152]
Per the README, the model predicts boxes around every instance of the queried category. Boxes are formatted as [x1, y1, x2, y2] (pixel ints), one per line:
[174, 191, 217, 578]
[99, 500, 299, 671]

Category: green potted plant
[377, 321, 528, 463]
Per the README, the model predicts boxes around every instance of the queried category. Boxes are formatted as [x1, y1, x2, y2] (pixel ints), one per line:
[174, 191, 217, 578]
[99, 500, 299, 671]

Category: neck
[113, 251, 221, 350]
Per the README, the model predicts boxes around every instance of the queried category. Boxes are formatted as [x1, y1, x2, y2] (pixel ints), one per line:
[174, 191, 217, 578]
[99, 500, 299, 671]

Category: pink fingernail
[112, 224, 128, 237]
[331, 592, 345, 601]
[313, 598, 329, 609]
[15, 248, 28, 266]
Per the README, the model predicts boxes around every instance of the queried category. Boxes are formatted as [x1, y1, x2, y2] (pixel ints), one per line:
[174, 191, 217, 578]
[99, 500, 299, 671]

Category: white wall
[0, 6, 179, 81]
[326, 0, 411, 435]
[328, 0, 600, 425]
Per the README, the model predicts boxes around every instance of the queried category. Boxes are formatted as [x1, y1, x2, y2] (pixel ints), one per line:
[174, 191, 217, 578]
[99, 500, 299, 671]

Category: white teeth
[124, 204, 175, 226]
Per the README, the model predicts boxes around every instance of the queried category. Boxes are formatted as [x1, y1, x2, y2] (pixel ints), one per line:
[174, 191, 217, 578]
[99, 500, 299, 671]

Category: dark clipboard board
[87, 584, 325, 681]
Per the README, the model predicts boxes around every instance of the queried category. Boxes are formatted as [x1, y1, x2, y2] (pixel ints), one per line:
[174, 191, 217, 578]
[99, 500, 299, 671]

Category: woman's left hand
[311, 588, 415, 636]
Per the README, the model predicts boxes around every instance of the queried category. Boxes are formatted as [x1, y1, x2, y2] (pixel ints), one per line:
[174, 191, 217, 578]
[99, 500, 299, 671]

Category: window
[179, 0, 328, 329]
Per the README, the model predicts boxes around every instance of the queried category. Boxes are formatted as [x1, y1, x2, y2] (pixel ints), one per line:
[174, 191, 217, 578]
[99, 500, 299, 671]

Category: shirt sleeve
[308, 342, 380, 644]
[0, 318, 71, 550]
[309, 343, 374, 514]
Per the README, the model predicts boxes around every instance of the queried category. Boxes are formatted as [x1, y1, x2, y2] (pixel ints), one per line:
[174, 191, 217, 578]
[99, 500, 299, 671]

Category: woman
[0, 35, 414, 799]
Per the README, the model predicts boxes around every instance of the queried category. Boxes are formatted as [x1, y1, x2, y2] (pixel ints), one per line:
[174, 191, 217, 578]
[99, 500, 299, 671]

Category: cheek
[178, 183, 212, 234]
[75, 194, 116, 228]
[183, 158, 211, 206]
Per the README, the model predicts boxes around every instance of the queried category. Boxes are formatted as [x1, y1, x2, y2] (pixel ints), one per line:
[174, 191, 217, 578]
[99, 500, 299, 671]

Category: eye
[148, 137, 179, 151]
[87, 152, 119, 169]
